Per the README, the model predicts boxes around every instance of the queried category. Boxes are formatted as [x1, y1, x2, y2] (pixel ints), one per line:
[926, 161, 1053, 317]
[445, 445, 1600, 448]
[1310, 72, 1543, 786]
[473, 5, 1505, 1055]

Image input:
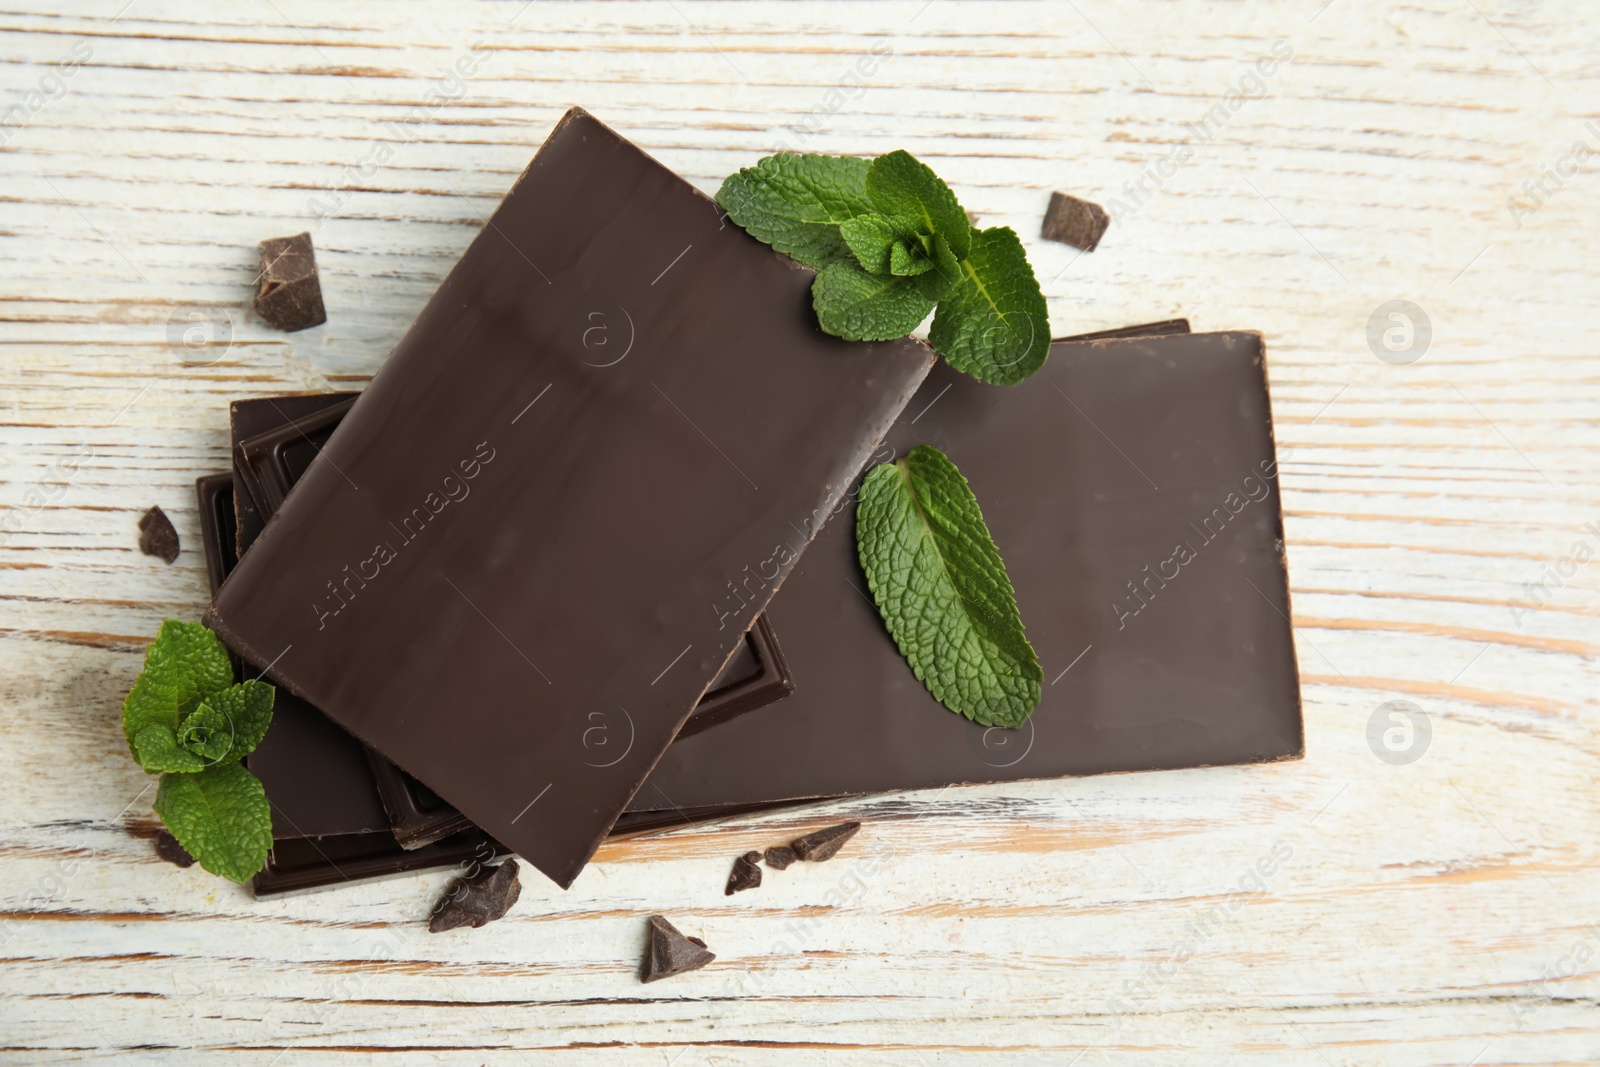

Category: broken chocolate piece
[1041, 191, 1110, 252]
[153, 829, 194, 868]
[136, 505, 179, 563]
[791, 821, 860, 862]
[763, 845, 796, 871]
[253, 232, 327, 332]
[725, 851, 763, 895]
[428, 858, 522, 933]
[640, 914, 715, 983]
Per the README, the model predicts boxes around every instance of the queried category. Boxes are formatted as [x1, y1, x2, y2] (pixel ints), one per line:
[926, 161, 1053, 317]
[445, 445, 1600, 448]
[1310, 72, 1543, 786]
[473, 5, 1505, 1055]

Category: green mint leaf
[839, 213, 912, 274]
[716, 153, 874, 270]
[855, 445, 1041, 728]
[910, 234, 962, 300]
[177, 704, 233, 762]
[865, 151, 972, 261]
[200, 680, 274, 760]
[888, 239, 935, 277]
[929, 227, 1050, 386]
[153, 762, 273, 884]
[122, 621, 235, 752]
[813, 259, 936, 342]
[132, 723, 208, 774]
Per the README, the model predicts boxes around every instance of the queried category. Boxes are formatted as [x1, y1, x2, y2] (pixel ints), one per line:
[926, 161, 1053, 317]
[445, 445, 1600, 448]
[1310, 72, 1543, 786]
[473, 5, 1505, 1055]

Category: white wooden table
[3, 2, 1597, 1062]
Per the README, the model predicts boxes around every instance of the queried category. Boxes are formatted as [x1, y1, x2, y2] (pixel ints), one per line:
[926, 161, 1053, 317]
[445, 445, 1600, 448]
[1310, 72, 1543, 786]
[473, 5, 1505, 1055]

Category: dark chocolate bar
[232, 395, 796, 848]
[206, 107, 933, 888]
[629, 330, 1303, 814]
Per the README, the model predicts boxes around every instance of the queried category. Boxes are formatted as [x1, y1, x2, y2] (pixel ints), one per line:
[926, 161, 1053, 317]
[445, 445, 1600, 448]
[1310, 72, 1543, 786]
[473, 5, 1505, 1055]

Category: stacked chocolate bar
[200, 109, 1303, 895]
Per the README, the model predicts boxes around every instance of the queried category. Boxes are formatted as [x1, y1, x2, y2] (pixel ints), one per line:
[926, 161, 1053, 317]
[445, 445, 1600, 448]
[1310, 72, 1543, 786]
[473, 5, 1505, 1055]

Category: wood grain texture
[2, 0, 1597, 1062]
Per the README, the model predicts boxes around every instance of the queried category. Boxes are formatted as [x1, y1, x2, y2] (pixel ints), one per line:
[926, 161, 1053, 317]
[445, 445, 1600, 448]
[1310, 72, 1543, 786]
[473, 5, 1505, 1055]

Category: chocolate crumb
[763, 845, 796, 870]
[725, 850, 763, 895]
[137, 506, 180, 564]
[640, 914, 715, 983]
[153, 829, 194, 868]
[428, 859, 521, 932]
[253, 232, 327, 332]
[1041, 191, 1110, 252]
[791, 821, 861, 863]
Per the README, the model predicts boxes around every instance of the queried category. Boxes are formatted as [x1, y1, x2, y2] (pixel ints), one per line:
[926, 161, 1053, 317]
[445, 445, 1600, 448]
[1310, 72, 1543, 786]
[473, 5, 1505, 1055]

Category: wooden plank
[1, 1, 1597, 1062]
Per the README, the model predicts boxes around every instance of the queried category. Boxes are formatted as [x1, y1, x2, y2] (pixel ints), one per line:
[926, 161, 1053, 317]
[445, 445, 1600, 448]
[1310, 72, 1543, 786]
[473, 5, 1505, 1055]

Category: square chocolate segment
[253, 232, 327, 332]
[234, 395, 356, 515]
[206, 108, 933, 888]
[629, 330, 1303, 813]
[230, 393, 358, 560]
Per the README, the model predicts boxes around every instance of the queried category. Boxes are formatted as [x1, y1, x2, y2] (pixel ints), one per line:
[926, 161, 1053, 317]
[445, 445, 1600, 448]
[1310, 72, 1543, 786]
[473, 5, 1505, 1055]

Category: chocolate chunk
[1041, 191, 1110, 252]
[428, 859, 522, 932]
[791, 821, 860, 862]
[725, 851, 763, 895]
[205, 107, 933, 890]
[136, 505, 179, 563]
[640, 914, 715, 983]
[763, 845, 796, 870]
[153, 829, 194, 868]
[253, 232, 326, 332]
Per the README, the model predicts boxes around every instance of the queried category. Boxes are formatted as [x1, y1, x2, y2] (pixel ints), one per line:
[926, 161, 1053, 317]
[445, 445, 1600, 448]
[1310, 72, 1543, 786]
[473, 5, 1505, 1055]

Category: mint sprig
[856, 446, 1041, 728]
[718, 151, 1050, 385]
[121, 620, 275, 883]
[714, 153, 873, 270]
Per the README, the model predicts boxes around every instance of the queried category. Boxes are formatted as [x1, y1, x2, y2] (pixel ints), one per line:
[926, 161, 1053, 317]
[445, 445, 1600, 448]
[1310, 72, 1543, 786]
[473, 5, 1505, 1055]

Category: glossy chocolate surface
[206, 107, 934, 887]
[629, 330, 1303, 813]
